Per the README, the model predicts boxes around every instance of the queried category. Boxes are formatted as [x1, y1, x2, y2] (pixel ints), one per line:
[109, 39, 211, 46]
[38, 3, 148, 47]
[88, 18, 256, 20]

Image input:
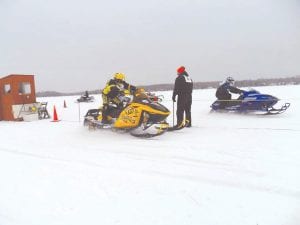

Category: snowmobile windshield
[133, 94, 169, 113]
[151, 102, 169, 113]
[143, 100, 169, 113]
[247, 88, 259, 93]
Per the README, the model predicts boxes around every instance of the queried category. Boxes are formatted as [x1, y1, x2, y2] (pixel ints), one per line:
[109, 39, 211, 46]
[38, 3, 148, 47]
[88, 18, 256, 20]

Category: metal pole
[172, 101, 175, 127]
[78, 102, 81, 122]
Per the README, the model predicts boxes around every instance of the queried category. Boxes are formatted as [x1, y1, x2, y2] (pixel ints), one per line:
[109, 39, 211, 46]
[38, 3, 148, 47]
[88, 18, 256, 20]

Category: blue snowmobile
[210, 89, 290, 115]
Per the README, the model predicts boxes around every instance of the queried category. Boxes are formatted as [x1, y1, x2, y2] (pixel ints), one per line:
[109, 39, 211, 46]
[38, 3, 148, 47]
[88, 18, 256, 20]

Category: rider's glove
[172, 96, 176, 102]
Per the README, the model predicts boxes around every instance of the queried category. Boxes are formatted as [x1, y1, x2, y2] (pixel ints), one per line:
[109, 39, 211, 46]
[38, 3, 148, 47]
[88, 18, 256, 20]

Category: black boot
[185, 119, 192, 128]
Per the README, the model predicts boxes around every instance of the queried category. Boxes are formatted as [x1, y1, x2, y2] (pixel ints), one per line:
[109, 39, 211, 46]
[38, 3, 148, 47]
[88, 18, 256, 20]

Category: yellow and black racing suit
[101, 79, 136, 122]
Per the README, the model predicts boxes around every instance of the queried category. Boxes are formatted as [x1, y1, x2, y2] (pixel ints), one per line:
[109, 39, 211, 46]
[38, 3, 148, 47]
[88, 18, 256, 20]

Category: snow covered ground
[1, 85, 300, 225]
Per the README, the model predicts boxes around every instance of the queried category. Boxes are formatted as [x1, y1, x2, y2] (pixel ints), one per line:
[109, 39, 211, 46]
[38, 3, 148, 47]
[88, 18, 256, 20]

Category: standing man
[172, 66, 193, 129]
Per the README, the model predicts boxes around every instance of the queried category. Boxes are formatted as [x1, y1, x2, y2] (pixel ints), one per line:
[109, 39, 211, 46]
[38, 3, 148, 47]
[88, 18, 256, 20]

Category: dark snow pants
[176, 94, 192, 127]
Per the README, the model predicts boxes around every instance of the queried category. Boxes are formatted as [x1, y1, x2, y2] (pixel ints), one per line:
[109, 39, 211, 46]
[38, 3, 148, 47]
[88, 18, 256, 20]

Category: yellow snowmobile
[83, 89, 170, 138]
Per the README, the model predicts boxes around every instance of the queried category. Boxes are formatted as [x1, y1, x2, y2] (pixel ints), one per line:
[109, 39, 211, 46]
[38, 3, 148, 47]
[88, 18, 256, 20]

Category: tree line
[36, 76, 300, 97]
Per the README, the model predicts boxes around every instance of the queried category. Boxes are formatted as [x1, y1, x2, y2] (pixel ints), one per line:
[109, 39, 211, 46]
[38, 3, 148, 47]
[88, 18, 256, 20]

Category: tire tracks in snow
[1, 146, 300, 200]
[192, 126, 300, 132]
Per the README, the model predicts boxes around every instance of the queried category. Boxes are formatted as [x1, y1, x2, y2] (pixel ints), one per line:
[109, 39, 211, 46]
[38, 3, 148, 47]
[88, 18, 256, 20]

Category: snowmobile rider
[172, 66, 193, 129]
[101, 73, 137, 123]
[215, 77, 244, 108]
[83, 90, 89, 99]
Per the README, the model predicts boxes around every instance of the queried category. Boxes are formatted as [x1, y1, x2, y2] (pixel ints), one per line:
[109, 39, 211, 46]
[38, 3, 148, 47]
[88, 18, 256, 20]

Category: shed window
[3, 84, 11, 94]
[19, 82, 31, 94]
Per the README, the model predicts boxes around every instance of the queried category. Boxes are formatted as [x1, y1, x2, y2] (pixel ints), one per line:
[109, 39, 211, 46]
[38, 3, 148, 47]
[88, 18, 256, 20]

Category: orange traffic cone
[51, 105, 60, 122]
[63, 100, 67, 108]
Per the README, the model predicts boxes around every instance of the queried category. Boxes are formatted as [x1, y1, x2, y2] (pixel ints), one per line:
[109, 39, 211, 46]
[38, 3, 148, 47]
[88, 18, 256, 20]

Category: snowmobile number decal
[125, 107, 138, 115]
[122, 107, 139, 124]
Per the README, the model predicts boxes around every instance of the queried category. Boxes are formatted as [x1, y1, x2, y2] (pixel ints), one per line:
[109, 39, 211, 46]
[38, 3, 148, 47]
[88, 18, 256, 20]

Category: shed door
[1, 83, 14, 120]
[0, 92, 2, 120]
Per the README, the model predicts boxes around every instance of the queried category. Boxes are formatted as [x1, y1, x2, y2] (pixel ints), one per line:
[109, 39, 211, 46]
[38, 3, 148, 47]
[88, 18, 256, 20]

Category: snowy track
[1, 86, 300, 225]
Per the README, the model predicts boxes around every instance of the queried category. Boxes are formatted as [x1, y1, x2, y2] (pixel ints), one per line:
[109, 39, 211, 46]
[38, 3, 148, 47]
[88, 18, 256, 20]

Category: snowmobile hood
[129, 102, 170, 116]
[243, 90, 279, 102]
[132, 97, 170, 114]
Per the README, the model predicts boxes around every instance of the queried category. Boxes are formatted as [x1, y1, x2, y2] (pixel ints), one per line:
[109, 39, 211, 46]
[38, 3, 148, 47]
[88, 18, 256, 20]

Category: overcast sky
[1, 0, 300, 92]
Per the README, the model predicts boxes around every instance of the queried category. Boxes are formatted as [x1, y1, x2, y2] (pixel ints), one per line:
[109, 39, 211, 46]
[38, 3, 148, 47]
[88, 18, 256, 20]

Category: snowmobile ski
[167, 120, 189, 131]
[264, 103, 290, 115]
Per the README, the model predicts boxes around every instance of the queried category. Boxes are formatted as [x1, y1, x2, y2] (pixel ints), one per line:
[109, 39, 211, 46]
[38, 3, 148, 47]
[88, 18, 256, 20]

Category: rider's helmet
[134, 88, 148, 100]
[135, 88, 145, 95]
[114, 73, 126, 81]
[226, 76, 235, 86]
[134, 88, 145, 97]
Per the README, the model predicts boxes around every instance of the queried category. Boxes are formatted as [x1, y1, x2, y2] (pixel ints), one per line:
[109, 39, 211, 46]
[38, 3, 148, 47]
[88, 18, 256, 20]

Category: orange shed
[0, 74, 39, 121]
